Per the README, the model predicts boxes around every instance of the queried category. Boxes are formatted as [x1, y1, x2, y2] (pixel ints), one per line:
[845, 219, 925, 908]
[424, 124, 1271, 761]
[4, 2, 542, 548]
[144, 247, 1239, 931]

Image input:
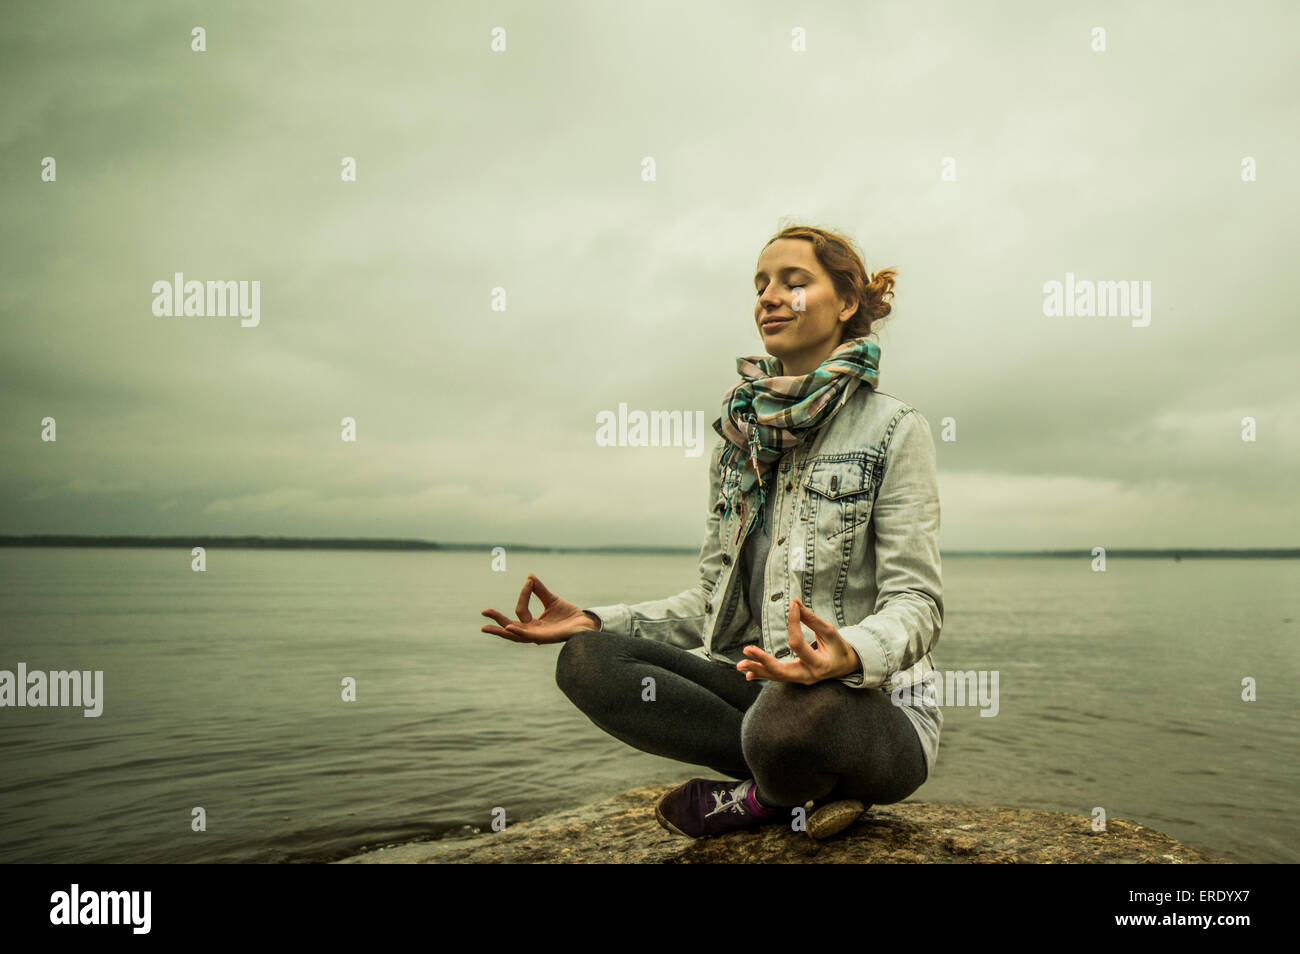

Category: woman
[481, 225, 944, 840]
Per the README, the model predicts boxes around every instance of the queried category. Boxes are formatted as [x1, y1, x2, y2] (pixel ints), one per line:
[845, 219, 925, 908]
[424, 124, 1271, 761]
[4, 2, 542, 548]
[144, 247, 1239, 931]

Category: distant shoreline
[0, 535, 1296, 558]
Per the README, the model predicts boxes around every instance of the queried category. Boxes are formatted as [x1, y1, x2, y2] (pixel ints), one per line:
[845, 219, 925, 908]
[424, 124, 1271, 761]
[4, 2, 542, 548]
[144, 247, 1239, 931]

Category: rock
[333, 785, 1230, 864]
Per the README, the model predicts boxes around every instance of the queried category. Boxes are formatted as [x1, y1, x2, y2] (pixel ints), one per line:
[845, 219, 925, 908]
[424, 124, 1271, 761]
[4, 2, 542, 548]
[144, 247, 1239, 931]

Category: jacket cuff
[835, 623, 891, 689]
[837, 659, 866, 688]
[583, 604, 631, 637]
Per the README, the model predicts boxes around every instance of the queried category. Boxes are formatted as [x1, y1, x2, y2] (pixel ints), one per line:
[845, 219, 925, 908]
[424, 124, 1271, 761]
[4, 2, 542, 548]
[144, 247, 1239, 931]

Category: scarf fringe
[718, 441, 769, 537]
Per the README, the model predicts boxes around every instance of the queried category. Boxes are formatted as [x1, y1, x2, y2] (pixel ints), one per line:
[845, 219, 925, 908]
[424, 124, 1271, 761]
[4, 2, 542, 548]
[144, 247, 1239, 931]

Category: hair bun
[864, 269, 897, 321]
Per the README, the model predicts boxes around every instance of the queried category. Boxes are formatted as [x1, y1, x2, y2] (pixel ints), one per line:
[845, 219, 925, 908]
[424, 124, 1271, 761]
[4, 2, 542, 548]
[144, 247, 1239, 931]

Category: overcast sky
[2, 0, 1296, 551]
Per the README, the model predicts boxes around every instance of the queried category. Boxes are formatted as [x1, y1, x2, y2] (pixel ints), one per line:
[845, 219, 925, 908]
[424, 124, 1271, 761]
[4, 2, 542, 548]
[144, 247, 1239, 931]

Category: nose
[757, 282, 783, 309]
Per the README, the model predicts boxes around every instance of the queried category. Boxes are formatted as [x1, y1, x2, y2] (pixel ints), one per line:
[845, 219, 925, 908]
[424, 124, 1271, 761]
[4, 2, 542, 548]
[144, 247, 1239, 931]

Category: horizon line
[0, 535, 1296, 558]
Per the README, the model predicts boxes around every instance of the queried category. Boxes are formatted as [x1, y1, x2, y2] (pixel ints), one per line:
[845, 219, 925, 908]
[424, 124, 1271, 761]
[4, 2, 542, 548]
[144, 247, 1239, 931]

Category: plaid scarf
[711, 335, 881, 535]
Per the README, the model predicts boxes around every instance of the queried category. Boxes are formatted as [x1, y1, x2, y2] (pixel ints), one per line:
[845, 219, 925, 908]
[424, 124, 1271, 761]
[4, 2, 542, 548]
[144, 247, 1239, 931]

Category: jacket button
[776, 648, 791, 659]
[776, 537, 785, 545]
[786, 482, 793, 491]
[705, 601, 713, 613]
[721, 553, 732, 565]
[830, 475, 839, 492]
[770, 591, 783, 601]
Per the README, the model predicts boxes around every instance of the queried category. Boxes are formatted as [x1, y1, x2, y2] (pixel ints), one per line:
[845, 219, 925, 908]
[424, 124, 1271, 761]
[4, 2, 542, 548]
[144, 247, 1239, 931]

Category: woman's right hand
[481, 573, 599, 644]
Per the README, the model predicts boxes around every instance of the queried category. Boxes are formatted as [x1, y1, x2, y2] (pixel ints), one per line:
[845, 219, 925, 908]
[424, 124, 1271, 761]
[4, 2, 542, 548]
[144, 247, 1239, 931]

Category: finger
[506, 622, 561, 644]
[785, 600, 818, 663]
[738, 656, 803, 683]
[527, 574, 558, 608]
[739, 645, 801, 683]
[481, 608, 514, 627]
[775, 608, 826, 679]
[514, 577, 536, 623]
[795, 598, 837, 643]
[741, 643, 784, 670]
[481, 624, 532, 643]
[736, 658, 774, 681]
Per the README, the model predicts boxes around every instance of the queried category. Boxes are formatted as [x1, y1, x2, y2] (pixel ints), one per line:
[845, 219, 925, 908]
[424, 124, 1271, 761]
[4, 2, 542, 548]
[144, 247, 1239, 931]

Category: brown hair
[762, 224, 896, 340]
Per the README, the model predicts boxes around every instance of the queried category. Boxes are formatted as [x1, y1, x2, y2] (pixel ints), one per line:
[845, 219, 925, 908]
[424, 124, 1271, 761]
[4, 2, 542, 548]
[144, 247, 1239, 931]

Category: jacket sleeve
[835, 408, 944, 690]
[582, 440, 728, 651]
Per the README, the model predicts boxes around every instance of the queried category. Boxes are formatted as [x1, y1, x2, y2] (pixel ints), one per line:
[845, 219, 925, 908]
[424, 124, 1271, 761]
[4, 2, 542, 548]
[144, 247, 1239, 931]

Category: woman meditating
[481, 224, 944, 839]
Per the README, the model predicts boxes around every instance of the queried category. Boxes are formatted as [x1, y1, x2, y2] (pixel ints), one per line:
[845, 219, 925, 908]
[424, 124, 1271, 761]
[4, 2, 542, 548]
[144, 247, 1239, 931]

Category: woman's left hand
[736, 597, 862, 684]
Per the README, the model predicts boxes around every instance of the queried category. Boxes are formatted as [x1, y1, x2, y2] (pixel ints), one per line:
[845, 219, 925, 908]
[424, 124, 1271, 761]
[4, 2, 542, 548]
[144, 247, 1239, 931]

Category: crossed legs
[555, 629, 927, 807]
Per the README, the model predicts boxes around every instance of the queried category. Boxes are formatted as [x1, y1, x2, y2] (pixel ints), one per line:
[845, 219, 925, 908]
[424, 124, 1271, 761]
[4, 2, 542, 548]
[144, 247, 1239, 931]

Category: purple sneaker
[654, 777, 780, 838]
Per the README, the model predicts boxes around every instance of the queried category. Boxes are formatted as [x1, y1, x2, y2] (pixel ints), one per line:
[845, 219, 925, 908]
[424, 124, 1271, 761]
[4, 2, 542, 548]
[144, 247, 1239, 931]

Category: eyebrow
[754, 266, 813, 284]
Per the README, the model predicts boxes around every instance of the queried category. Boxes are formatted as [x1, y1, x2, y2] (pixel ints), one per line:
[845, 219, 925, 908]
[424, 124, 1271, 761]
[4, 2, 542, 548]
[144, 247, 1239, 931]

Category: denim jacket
[586, 385, 943, 693]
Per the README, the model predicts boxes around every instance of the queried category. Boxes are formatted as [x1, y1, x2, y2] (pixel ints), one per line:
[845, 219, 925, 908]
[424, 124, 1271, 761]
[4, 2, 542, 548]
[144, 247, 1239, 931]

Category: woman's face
[753, 238, 856, 376]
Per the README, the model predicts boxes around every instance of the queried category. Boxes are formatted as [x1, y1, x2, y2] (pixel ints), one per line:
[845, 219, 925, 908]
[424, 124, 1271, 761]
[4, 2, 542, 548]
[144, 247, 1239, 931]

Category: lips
[761, 317, 792, 331]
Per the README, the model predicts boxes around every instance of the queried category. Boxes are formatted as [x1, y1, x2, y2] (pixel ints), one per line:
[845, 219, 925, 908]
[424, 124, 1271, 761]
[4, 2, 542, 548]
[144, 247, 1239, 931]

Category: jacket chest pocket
[801, 450, 884, 541]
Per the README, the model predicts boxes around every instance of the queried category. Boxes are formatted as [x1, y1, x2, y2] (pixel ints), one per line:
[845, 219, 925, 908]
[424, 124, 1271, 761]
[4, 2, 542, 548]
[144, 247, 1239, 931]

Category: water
[0, 548, 1295, 863]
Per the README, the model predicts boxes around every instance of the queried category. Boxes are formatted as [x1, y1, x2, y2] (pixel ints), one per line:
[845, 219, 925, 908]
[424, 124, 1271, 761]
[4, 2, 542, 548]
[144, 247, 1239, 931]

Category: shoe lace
[703, 781, 751, 819]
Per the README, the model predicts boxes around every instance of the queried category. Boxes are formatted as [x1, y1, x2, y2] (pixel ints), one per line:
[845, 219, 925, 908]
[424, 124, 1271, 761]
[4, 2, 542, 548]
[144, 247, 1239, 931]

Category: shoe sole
[806, 799, 867, 839]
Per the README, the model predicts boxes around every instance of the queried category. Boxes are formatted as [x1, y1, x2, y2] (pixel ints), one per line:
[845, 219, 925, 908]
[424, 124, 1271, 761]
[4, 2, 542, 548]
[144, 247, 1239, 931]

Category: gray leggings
[555, 629, 928, 807]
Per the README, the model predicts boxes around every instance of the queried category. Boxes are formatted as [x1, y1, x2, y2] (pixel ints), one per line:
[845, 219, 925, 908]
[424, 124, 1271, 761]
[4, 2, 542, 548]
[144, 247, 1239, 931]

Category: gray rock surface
[334, 785, 1230, 864]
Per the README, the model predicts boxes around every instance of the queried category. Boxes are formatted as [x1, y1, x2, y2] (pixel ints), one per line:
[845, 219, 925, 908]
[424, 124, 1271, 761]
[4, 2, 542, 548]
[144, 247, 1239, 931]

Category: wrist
[837, 647, 863, 680]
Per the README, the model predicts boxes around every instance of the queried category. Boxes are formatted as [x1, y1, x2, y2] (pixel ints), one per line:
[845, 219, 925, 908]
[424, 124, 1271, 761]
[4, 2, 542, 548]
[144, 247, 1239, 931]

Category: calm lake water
[0, 548, 1296, 863]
